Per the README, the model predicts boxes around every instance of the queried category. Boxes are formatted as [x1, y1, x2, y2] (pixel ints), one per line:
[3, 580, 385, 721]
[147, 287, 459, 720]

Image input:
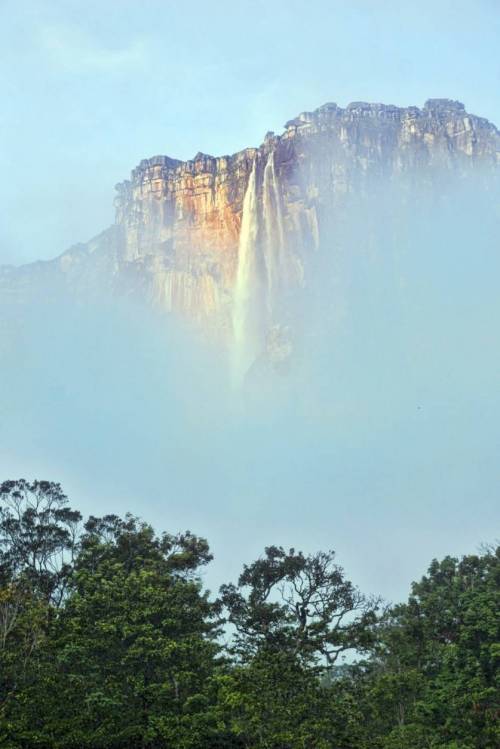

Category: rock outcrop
[2, 99, 499, 363]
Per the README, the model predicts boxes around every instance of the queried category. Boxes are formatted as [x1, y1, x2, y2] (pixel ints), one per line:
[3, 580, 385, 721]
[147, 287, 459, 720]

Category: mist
[1, 171, 499, 604]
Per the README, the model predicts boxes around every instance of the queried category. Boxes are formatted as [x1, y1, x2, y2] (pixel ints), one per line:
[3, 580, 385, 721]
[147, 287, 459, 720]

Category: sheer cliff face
[2, 99, 499, 352]
[111, 99, 498, 327]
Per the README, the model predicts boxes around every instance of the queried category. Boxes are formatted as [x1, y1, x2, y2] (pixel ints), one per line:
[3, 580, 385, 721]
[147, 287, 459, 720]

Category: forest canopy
[0, 479, 498, 749]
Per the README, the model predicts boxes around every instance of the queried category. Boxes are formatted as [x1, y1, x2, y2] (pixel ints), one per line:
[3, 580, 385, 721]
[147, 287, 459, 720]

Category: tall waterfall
[262, 150, 287, 309]
[232, 151, 288, 383]
[232, 159, 263, 380]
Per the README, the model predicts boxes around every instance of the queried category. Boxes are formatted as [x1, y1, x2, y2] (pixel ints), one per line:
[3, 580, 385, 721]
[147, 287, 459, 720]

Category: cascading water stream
[262, 150, 287, 309]
[232, 151, 288, 384]
[232, 159, 263, 381]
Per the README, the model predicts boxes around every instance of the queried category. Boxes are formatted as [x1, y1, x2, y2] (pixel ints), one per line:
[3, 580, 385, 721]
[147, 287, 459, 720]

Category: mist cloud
[1, 172, 499, 601]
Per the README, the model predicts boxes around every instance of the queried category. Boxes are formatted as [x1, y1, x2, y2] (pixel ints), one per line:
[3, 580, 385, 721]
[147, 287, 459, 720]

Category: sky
[0, 0, 499, 264]
[0, 1, 499, 604]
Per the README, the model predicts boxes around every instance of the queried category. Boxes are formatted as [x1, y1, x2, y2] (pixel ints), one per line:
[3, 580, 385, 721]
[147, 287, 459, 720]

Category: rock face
[2, 99, 499, 362]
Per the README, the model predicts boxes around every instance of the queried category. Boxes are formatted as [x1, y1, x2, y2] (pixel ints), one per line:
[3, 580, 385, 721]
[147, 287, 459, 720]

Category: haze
[2, 173, 499, 602]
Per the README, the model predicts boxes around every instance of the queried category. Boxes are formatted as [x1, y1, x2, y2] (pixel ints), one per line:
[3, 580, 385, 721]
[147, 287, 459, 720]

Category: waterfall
[232, 159, 264, 380]
[262, 150, 287, 309]
[232, 151, 288, 383]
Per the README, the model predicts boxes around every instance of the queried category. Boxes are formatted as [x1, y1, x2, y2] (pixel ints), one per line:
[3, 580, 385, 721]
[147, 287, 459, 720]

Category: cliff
[2, 99, 499, 368]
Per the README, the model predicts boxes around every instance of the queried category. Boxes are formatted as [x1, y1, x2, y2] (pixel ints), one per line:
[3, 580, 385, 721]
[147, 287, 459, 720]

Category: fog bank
[1, 174, 499, 602]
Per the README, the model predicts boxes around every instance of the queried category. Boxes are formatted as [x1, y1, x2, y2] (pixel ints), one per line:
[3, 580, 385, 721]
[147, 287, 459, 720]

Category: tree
[0, 480, 81, 606]
[8, 514, 222, 749]
[218, 546, 380, 748]
[360, 546, 500, 748]
[0, 480, 81, 735]
[220, 545, 380, 669]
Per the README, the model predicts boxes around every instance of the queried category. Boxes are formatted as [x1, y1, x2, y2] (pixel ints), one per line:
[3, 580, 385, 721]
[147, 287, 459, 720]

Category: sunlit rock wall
[1, 99, 498, 350]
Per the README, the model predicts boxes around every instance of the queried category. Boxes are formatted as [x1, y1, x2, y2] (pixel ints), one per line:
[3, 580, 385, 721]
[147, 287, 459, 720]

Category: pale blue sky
[1, 0, 499, 263]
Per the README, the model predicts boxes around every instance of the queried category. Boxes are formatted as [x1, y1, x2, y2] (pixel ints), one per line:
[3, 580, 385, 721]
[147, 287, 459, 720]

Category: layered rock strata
[1, 99, 499, 358]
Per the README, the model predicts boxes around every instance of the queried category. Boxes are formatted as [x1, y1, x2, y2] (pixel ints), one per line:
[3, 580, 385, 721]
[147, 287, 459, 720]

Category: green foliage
[1, 479, 498, 748]
[39, 545, 219, 746]
[220, 545, 380, 668]
[1, 500, 221, 748]
[0, 480, 81, 605]
[356, 546, 500, 748]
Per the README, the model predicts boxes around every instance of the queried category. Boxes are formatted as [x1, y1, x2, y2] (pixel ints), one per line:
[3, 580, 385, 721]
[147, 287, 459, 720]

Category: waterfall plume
[262, 150, 287, 308]
[232, 158, 263, 381]
[232, 151, 290, 383]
